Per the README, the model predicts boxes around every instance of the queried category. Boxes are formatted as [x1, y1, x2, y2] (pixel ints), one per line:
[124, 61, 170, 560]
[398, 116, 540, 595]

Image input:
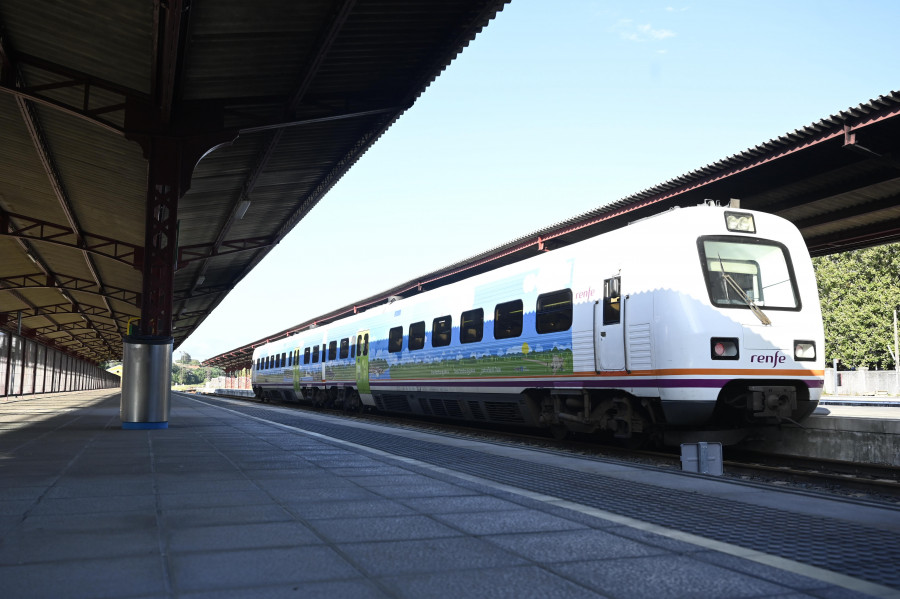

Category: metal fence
[0, 329, 120, 398]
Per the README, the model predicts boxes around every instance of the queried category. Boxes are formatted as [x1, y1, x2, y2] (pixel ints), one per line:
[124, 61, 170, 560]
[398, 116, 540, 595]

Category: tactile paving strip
[200, 398, 900, 589]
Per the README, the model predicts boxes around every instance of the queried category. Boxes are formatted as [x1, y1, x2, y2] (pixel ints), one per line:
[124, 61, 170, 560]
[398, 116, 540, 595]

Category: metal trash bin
[120, 335, 172, 429]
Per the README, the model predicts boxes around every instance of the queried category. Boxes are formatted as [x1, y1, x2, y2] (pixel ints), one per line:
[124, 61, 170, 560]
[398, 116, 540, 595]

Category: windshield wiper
[717, 255, 772, 326]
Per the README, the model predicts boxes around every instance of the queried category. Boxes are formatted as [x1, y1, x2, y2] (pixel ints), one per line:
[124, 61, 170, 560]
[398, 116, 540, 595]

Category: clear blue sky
[180, 0, 900, 363]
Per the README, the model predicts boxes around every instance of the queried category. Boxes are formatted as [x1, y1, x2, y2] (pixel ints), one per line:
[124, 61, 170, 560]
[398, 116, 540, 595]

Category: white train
[251, 203, 824, 443]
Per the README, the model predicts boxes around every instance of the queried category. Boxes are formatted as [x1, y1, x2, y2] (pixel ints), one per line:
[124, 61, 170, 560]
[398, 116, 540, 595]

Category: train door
[355, 330, 373, 404]
[594, 275, 626, 371]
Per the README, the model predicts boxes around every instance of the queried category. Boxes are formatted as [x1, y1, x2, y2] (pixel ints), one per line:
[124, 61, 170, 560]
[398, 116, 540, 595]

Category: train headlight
[711, 337, 739, 360]
[794, 340, 816, 361]
[724, 211, 756, 233]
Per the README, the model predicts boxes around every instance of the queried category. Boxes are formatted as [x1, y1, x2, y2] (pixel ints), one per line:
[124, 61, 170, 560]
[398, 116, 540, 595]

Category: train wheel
[343, 390, 363, 414]
[312, 388, 325, 408]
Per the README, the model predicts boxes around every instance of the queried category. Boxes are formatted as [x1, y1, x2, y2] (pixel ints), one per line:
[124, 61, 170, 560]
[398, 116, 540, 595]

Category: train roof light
[725, 211, 755, 233]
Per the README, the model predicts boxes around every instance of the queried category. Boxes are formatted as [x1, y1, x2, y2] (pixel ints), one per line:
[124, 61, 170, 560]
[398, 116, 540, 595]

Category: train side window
[312, 345, 319, 363]
[281, 352, 286, 367]
[536, 289, 573, 333]
[388, 326, 403, 353]
[322, 344, 327, 362]
[408, 321, 425, 350]
[340, 338, 349, 359]
[304, 347, 310, 364]
[432, 316, 452, 347]
[603, 277, 621, 325]
[494, 299, 523, 339]
[460, 308, 484, 344]
[364, 333, 369, 356]
[329, 340, 337, 361]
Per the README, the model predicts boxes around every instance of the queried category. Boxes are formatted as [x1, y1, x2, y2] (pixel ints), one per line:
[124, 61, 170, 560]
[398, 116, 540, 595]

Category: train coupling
[748, 385, 797, 420]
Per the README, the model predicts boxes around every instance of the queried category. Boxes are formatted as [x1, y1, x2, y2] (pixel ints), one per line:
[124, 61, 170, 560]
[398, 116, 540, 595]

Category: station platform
[738, 397, 900, 465]
[2, 390, 899, 598]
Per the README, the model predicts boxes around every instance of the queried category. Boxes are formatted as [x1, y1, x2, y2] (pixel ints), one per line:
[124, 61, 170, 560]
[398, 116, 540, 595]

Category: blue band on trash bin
[122, 422, 169, 430]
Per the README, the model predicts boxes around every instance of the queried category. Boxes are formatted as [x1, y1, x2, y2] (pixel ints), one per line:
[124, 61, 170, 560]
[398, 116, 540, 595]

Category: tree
[182, 369, 202, 385]
[814, 243, 900, 370]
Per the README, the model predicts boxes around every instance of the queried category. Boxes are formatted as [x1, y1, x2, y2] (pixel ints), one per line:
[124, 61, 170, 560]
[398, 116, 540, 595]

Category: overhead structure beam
[0, 207, 143, 267]
[806, 217, 900, 257]
[12, 68, 123, 332]
[0, 32, 125, 352]
[4, 302, 110, 319]
[0, 272, 139, 305]
[151, 0, 191, 127]
[177, 236, 275, 268]
[184, 0, 358, 302]
[31, 319, 120, 337]
[792, 192, 900, 231]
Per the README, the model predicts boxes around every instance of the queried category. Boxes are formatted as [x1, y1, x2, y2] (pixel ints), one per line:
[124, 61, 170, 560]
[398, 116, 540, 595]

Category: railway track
[207, 392, 900, 504]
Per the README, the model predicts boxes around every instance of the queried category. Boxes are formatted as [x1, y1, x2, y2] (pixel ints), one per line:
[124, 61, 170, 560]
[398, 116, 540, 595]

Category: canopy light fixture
[235, 200, 251, 220]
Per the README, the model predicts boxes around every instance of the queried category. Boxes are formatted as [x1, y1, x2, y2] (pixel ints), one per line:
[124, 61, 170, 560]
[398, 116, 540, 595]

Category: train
[251, 202, 825, 444]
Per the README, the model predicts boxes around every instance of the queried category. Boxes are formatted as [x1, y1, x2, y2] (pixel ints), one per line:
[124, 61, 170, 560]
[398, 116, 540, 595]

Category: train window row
[388, 289, 572, 353]
[256, 289, 572, 369]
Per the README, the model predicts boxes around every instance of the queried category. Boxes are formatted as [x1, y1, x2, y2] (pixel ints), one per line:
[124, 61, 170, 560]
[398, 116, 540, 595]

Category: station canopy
[0, 0, 511, 364]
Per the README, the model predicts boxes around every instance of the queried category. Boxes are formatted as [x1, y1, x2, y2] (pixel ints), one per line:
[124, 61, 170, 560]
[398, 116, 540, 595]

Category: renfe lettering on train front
[750, 351, 787, 367]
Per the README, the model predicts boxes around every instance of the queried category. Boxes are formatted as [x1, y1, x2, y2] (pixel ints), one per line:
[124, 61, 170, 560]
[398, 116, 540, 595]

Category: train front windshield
[698, 236, 801, 310]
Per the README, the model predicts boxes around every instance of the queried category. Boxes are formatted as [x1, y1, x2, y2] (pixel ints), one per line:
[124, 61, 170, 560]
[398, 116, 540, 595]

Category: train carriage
[251, 202, 824, 444]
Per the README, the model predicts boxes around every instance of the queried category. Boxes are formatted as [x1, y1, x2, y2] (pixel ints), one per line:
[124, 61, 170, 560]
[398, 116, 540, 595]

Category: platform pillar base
[120, 335, 172, 429]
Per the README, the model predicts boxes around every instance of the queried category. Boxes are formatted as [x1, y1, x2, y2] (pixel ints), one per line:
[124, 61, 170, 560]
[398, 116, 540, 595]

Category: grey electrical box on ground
[680, 441, 723, 475]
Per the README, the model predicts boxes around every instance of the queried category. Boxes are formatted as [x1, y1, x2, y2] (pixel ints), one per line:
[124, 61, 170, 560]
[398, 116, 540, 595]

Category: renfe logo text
[750, 351, 787, 367]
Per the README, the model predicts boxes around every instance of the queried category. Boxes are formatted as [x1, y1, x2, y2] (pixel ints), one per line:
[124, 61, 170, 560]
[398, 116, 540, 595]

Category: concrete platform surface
[1, 390, 899, 599]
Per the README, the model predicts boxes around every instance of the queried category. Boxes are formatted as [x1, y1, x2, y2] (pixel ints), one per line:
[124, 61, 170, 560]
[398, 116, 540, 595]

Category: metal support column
[121, 136, 183, 428]
[140, 136, 181, 338]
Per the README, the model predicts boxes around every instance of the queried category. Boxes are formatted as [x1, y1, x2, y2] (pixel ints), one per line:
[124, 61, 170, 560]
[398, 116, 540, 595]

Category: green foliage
[814, 243, 900, 369]
[169, 363, 224, 386]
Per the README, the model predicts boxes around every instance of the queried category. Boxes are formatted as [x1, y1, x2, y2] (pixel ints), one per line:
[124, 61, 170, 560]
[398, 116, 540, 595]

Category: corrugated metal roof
[0, 0, 511, 363]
